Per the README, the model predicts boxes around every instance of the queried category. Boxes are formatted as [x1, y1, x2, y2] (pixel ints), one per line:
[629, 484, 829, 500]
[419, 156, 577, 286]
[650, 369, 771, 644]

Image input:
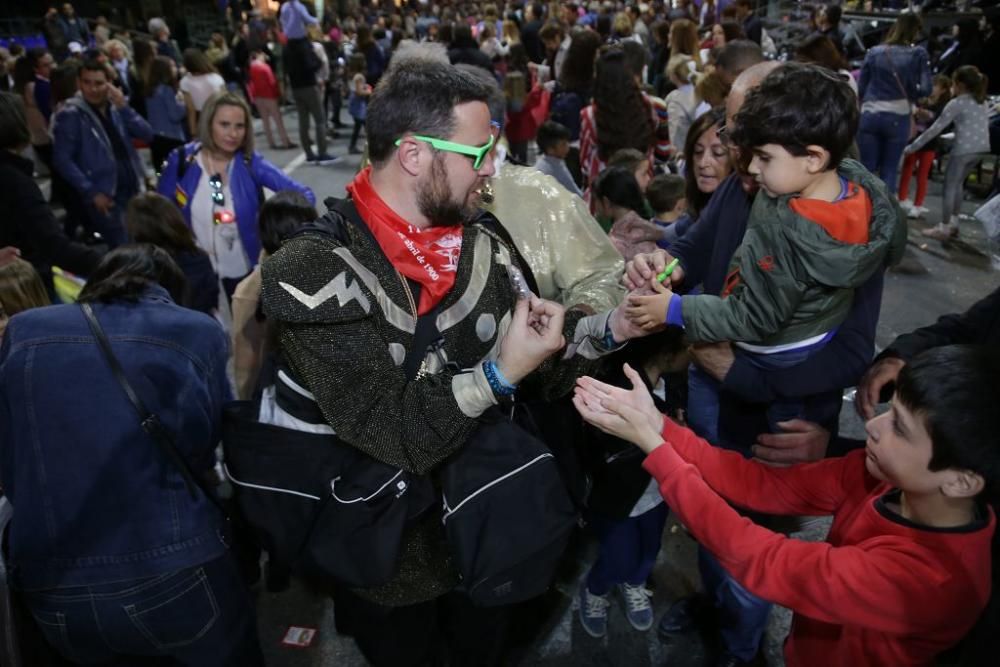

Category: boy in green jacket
[628, 63, 907, 433]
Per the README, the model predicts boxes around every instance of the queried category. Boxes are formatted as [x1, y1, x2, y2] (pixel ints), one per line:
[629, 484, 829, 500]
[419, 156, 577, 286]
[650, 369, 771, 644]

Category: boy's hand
[625, 280, 673, 330]
[573, 364, 665, 454]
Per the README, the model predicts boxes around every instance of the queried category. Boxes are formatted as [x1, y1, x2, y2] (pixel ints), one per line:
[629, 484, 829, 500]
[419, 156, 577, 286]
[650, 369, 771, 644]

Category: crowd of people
[0, 1, 999, 666]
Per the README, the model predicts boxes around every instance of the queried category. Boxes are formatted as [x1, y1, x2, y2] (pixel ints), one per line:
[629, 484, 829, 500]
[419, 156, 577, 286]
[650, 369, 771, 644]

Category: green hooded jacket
[681, 159, 907, 347]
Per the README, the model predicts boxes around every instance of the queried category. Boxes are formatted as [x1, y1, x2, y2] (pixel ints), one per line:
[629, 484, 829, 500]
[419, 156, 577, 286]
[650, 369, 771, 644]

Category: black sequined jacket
[261, 204, 618, 606]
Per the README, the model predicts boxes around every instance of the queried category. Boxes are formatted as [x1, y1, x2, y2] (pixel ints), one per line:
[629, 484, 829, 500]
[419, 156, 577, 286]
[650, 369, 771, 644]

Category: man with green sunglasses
[262, 58, 648, 667]
[393, 132, 496, 171]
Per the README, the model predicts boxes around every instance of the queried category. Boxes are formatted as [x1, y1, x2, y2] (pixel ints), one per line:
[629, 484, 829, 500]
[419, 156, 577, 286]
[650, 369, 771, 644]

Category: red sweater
[643, 419, 994, 667]
[247, 60, 280, 101]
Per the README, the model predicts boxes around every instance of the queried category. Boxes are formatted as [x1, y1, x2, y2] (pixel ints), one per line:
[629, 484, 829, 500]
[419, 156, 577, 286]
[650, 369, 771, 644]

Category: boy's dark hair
[715, 39, 764, 78]
[895, 345, 1000, 497]
[536, 120, 571, 154]
[78, 244, 187, 305]
[78, 58, 108, 77]
[258, 190, 318, 254]
[607, 148, 646, 173]
[646, 174, 686, 215]
[366, 59, 492, 168]
[592, 166, 645, 215]
[730, 62, 857, 171]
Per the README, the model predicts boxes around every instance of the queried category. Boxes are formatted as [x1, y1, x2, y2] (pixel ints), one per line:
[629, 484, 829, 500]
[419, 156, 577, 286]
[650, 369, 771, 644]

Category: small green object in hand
[656, 258, 681, 284]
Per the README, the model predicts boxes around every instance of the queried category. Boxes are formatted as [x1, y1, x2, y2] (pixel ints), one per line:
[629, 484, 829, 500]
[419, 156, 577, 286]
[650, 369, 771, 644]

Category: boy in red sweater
[573, 345, 997, 666]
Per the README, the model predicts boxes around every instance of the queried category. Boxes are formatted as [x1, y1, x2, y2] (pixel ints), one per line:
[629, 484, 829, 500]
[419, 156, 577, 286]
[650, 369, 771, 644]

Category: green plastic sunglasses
[395, 133, 496, 170]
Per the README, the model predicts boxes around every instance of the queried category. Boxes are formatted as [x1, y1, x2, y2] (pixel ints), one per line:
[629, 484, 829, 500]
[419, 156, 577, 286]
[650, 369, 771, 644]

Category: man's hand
[855, 356, 906, 420]
[609, 298, 662, 341]
[623, 249, 684, 291]
[107, 84, 127, 109]
[689, 342, 735, 382]
[752, 420, 830, 466]
[93, 193, 115, 215]
[497, 296, 566, 385]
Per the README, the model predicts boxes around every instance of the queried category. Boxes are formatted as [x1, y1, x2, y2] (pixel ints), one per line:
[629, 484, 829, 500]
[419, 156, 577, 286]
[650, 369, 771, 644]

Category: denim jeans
[698, 545, 772, 661]
[858, 111, 910, 193]
[22, 554, 263, 666]
[686, 365, 721, 445]
[585, 503, 669, 596]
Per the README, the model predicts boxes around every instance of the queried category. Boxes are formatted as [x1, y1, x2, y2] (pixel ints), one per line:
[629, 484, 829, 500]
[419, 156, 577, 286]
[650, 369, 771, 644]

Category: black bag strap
[80, 303, 224, 511]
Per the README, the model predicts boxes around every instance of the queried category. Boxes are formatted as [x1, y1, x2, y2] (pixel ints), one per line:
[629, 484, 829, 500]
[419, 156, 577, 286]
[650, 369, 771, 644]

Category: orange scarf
[346, 167, 463, 315]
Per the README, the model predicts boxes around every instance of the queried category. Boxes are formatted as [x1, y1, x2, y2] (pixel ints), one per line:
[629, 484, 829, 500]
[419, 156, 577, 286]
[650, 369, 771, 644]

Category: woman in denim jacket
[857, 13, 932, 193]
[157, 91, 315, 300]
[0, 245, 263, 665]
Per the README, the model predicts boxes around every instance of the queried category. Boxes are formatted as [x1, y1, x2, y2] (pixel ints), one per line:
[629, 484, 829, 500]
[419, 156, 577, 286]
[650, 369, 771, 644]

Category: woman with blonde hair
[156, 92, 315, 300]
[0, 256, 50, 337]
[611, 12, 642, 44]
[102, 39, 131, 94]
[669, 18, 703, 70]
[664, 54, 700, 152]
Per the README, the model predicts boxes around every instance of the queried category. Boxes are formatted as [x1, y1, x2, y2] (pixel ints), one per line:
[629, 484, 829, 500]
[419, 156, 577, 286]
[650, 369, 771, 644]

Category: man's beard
[417, 154, 478, 227]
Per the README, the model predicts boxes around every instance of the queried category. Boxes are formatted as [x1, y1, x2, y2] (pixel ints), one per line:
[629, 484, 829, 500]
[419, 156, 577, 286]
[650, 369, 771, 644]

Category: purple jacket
[157, 142, 315, 266]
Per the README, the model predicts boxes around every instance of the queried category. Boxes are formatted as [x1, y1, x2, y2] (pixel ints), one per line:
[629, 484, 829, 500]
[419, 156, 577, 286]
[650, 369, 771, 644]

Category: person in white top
[179, 48, 225, 135]
[664, 54, 700, 155]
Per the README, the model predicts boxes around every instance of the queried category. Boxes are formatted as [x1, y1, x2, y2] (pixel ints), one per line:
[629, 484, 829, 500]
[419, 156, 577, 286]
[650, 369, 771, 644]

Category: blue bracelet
[483, 360, 516, 397]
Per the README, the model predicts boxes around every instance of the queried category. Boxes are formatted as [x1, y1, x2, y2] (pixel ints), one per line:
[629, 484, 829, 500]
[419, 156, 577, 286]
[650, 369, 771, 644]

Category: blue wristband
[483, 360, 516, 397]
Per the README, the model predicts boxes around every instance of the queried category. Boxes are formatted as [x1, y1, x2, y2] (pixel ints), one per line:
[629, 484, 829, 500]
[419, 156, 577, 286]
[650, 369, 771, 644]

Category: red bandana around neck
[346, 167, 463, 315]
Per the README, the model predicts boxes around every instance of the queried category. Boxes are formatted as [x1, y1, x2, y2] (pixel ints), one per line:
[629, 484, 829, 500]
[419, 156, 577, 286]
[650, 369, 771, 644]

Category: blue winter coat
[156, 142, 316, 266]
[51, 94, 153, 200]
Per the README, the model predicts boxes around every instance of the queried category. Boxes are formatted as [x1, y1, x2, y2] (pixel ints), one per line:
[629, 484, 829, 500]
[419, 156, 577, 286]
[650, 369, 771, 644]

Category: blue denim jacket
[858, 44, 932, 105]
[51, 94, 153, 200]
[0, 287, 231, 590]
[156, 142, 316, 266]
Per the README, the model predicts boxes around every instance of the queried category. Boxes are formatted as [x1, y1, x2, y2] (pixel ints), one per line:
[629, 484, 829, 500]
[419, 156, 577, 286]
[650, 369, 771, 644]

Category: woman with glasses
[157, 91, 315, 301]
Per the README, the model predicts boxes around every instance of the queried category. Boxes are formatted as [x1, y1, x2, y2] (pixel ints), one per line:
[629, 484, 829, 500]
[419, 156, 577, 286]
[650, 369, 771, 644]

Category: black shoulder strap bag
[80, 303, 228, 516]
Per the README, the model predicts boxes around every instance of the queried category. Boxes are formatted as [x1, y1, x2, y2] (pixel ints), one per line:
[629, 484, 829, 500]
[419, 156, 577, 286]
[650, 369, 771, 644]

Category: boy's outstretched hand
[572, 364, 665, 454]
[625, 280, 674, 331]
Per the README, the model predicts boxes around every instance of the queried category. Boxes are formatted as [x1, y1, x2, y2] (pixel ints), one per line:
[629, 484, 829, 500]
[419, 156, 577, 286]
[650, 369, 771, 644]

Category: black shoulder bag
[80, 303, 227, 516]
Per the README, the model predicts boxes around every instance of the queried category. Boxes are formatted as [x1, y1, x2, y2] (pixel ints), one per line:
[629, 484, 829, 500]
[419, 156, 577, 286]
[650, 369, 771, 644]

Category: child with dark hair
[574, 344, 999, 666]
[232, 190, 317, 399]
[898, 74, 951, 220]
[607, 147, 652, 193]
[576, 329, 688, 638]
[628, 63, 906, 439]
[534, 120, 581, 197]
[645, 173, 687, 248]
[126, 192, 219, 315]
[598, 166, 666, 261]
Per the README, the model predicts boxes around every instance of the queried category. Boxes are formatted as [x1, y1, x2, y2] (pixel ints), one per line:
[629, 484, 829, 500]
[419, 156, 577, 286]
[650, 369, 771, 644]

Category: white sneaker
[578, 583, 610, 638]
[620, 583, 655, 631]
[907, 205, 929, 219]
[899, 198, 914, 212]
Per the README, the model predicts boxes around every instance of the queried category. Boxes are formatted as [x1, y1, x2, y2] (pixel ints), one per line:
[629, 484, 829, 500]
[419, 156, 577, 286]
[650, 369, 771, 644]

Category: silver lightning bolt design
[279, 272, 371, 312]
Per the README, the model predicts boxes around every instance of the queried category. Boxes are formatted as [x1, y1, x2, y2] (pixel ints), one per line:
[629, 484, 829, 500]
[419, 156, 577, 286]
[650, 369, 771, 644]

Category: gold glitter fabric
[260, 206, 612, 606]
[484, 163, 625, 313]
